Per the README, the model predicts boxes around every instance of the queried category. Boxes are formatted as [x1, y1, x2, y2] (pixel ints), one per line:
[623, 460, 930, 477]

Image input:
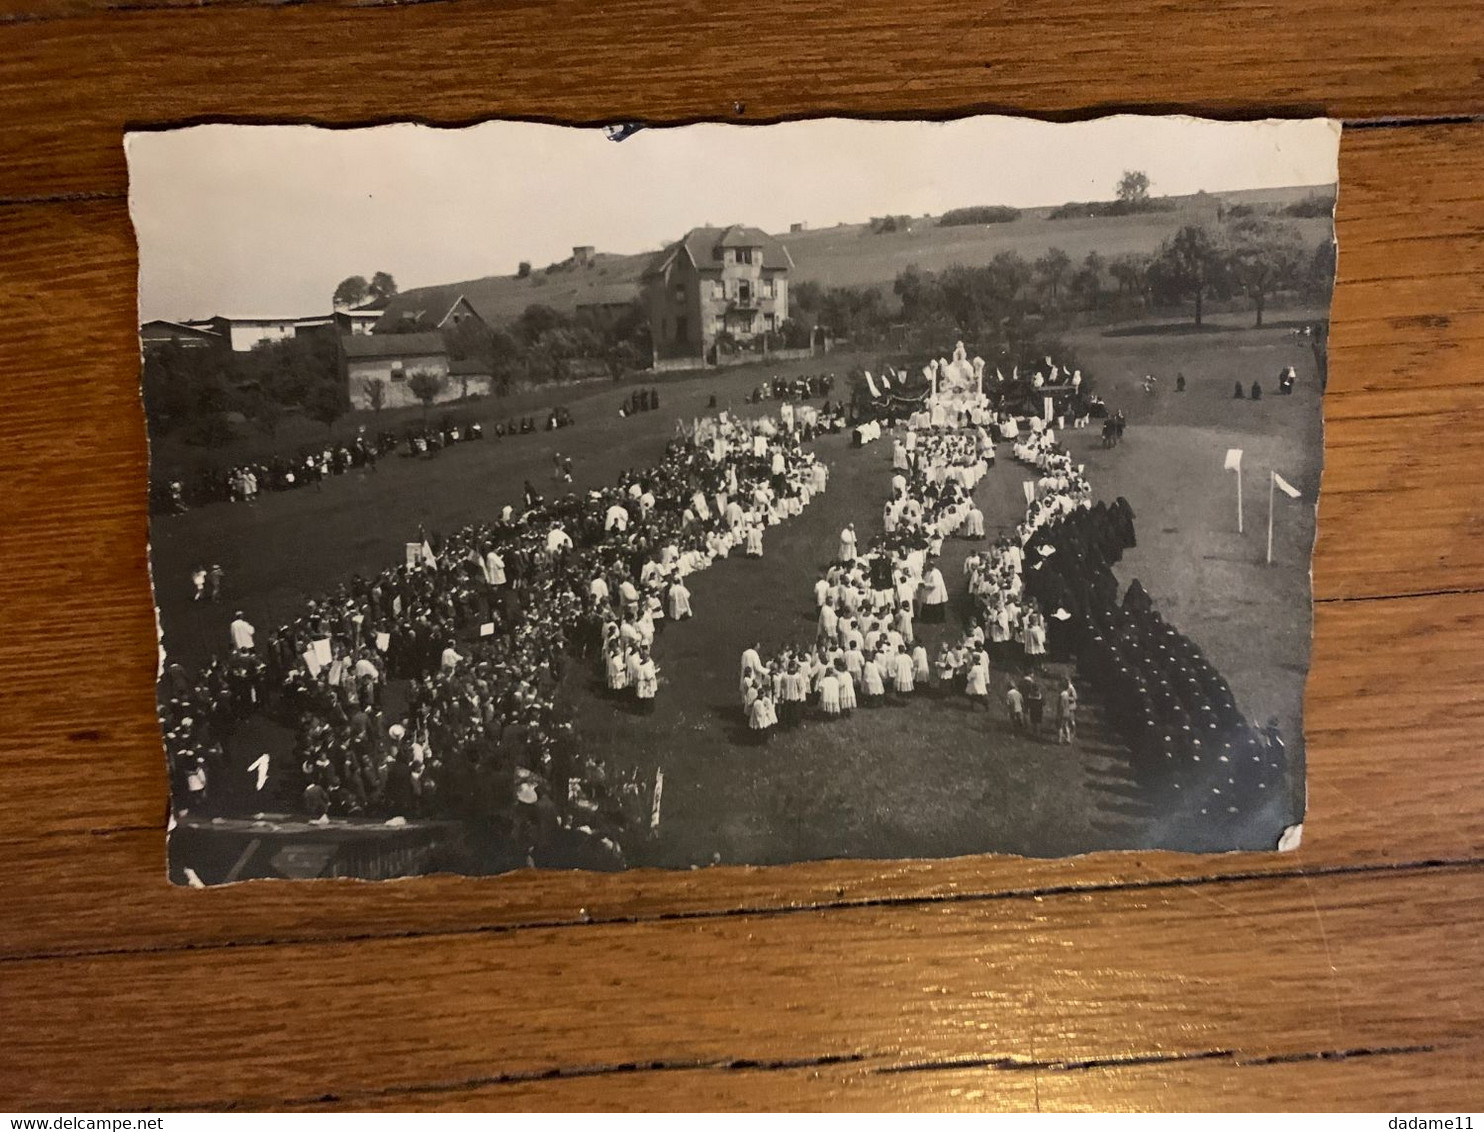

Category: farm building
[183, 314, 303, 352]
[342, 332, 467, 410]
[641, 225, 793, 362]
[295, 307, 385, 341]
[374, 247, 645, 334]
[139, 319, 224, 354]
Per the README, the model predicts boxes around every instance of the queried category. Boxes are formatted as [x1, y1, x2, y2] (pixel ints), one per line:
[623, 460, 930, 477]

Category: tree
[1224, 216, 1305, 327]
[1070, 251, 1106, 311]
[247, 392, 282, 437]
[368, 272, 398, 304]
[894, 264, 946, 324]
[1109, 252, 1150, 298]
[333, 275, 369, 310]
[1034, 247, 1073, 306]
[1148, 225, 1227, 327]
[407, 369, 445, 420]
[303, 380, 349, 433]
[1303, 238, 1338, 301]
[515, 303, 565, 345]
[1116, 170, 1151, 204]
[363, 377, 386, 414]
[517, 261, 532, 279]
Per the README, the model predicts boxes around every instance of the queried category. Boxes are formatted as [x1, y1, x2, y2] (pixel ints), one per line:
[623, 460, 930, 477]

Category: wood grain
[3, 869, 1479, 1110]
[5, 587, 1484, 961]
[282, 1040, 1484, 1112]
[0, 1, 1483, 200]
[1, 0, 1482, 1109]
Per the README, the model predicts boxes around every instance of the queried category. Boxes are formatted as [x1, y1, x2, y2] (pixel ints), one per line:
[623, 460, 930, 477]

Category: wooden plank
[0, 2, 1481, 199]
[1, 868, 1479, 1110]
[278, 1040, 1482, 1111]
[4, 585, 1484, 960]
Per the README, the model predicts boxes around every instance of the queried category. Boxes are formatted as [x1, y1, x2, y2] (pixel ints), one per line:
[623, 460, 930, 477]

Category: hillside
[379, 183, 1335, 328]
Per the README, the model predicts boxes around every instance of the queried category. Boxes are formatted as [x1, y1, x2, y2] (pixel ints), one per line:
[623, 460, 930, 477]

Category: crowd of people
[738, 421, 1001, 739]
[993, 404, 1282, 817]
[154, 410, 585, 515]
[731, 347, 1276, 820]
[745, 372, 836, 404]
[161, 406, 835, 868]
[618, 388, 661, 418]
[161, 341, 1282, 861]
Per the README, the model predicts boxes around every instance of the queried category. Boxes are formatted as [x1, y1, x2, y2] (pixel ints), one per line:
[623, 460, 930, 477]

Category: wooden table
[2, 0, 1481, 1112]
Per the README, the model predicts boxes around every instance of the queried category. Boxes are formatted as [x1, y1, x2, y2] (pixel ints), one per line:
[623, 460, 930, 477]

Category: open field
[373, 185, 1335, 328]
[784, 206, 1333, 290]
[155, 311, 1319, 869]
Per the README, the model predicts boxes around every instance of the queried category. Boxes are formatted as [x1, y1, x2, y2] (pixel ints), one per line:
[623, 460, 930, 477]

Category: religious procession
[160, 403, 837, 870]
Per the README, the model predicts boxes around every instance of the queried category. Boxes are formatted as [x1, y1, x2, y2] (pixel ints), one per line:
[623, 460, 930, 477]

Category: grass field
[154, 311, 1321, 868]
[783, 207, 1333, 290]
[373, 185, 1334, 331]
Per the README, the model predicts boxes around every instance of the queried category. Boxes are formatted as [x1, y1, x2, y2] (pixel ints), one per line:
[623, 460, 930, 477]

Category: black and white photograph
[130, 115, 1340, 884]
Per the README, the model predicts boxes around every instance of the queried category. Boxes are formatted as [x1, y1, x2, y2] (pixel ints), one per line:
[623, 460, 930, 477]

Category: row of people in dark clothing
[745, 372, 837, 404]
[1003, 447, 1285, 825]
[618, 388, 661, 417]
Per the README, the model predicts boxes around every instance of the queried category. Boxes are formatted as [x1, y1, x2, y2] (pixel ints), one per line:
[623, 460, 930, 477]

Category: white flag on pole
[1224, 448, 1243, 471]
[1273, 472, 1302, 499]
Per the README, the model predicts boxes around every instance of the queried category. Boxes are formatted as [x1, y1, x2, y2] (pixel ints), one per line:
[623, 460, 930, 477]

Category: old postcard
[128, 115, 1339, 882]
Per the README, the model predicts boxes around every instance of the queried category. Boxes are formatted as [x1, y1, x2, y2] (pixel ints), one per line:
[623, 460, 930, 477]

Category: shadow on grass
[1102, 316, 1316, 339]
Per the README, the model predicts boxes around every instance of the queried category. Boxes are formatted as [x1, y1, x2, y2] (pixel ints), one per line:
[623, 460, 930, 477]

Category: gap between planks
[3, 856, 1479, 966]
[153, 1041, 1451, 1113]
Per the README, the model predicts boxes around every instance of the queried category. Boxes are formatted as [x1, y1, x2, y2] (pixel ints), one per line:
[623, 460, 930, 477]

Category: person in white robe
[634, 650, 659, 709]
[667, 579, 693, 621]
[861, 653, 886, 704]
[605, 647, 629, 692]
[965, 652, 990, 707]
[963, 504, 985, 539]
[817, 600, 839, 646]
[837, 523, 857, 562]
[485, 550, 506, 586]
[740, 645, 763, 693]
[745, 524, 765, 558]
[892, 649, 915, 694]
[919, 563, 949, 623]
[226, 612, 255, 652]
[818, 669, 841, 716]
[911, 643, 930, 686]
[835, 661, 857, 713]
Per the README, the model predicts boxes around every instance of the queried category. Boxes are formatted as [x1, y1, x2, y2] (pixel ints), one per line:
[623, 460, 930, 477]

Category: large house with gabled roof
[641, 225, 793, 361]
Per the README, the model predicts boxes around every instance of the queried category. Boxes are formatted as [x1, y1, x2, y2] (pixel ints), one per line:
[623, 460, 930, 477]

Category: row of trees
[143, 335, 350, 444]
[438, 301, 652, 390]
[790, 214, 1333, 348]
[1147, 217, 1334, 327]
[332, 271, 398, 310]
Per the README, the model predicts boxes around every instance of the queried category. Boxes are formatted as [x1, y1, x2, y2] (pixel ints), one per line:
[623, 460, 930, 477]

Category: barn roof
[341, 331, 447, 359]
[374, 251, 646, 333]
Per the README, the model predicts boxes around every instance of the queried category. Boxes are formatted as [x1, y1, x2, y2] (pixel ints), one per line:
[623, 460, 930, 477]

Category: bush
[1048, 197, 1176, 220]
[939, 205, 1020, 227]
[1284, 192, 1336, 218]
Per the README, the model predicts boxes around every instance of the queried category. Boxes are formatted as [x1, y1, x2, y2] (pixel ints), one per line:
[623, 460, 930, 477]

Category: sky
[127, 116, 1340, 323]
